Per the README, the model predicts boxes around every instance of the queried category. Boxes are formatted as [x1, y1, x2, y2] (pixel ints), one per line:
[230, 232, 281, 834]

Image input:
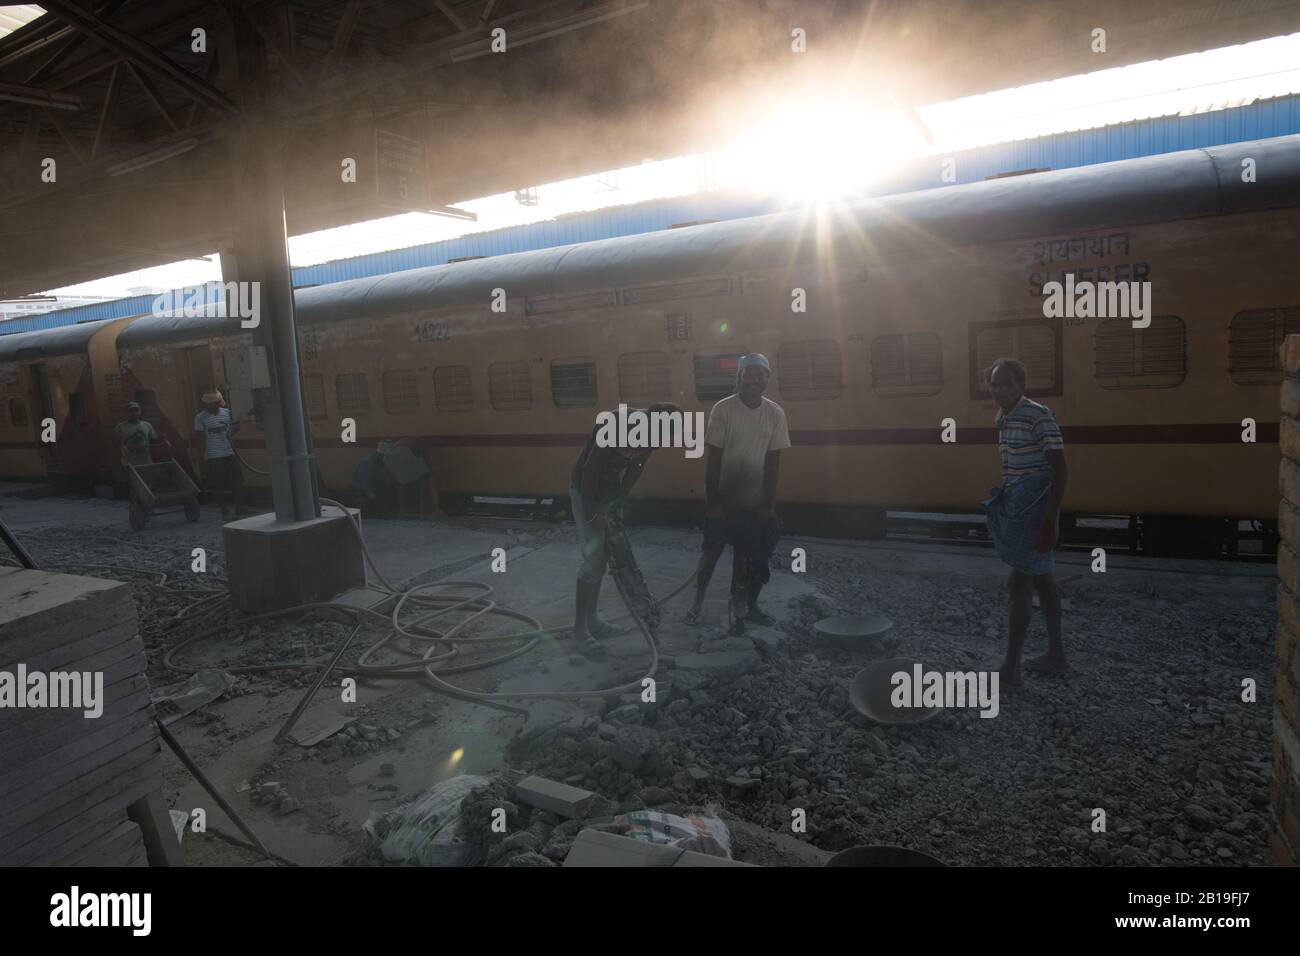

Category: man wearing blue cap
[686, 352, 790, 633]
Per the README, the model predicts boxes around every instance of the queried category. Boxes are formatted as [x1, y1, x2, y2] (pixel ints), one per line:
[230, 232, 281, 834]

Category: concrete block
[563, 828, 755, 867]
[516, 775, 601, 819]
[222, 506, 366, 614]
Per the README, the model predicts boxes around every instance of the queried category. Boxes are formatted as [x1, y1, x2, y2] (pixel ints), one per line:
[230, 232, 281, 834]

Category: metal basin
[825, 845, 945, 867]
[849, 657, 943, 724]
[813, 614, 893, 648]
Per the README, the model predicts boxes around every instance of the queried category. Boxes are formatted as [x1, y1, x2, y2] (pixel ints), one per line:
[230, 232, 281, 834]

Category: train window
[1229, 308, 1300, 385]
[303, 374, 328, 420]
[10, 398, 28, 428]
[433, 365, 474, 412]
[0, 399, 7, 428]
[133, 389, 161, 424]
[694, 350, 746, 403]
[1095, 316, 1186, 388]
[383, 370, 420, 413]
[69, 393, 89, 426]
[970, 319, 1059, 398]
[488, 361, 533, 412]
[335, 373, 371, 413]
[618, 352, 671, 405]
[550, 358, 597, 408]
[777, 340, 843, 401]
[871, 333, 943, 397]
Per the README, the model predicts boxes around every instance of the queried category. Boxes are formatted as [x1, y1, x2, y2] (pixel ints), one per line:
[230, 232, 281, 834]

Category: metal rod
[154, 716, 277, 864]
[274, 621, 363, 744]
[39, 0, 238, 115]
[0, 516, 37, 569]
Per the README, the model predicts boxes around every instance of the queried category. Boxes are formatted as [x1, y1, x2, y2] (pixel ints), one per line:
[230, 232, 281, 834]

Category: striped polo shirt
[996, 395, 1064, 483]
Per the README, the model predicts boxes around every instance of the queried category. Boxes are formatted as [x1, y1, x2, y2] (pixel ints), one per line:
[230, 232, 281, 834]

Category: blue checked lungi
[982, 474, 1056, 576]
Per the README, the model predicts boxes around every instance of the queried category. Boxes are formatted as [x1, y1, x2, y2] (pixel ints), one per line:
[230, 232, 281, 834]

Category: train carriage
[0, 317, 136, 486]
[3, 133, 1298, 550]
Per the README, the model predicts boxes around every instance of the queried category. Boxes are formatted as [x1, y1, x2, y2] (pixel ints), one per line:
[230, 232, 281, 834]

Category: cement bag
[379, 774, 489, 866]
[613, 809, 732, 858]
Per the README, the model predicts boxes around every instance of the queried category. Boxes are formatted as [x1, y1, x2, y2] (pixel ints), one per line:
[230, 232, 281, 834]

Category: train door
[179, 345, 213, 468]
[29, 364, 62, 473]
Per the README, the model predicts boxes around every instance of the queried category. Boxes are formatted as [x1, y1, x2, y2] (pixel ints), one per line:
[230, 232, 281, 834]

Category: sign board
[375, 129, 429, 209]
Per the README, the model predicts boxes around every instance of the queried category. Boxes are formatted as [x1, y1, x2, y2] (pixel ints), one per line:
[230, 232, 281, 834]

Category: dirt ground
[1, 490, 1278, 866]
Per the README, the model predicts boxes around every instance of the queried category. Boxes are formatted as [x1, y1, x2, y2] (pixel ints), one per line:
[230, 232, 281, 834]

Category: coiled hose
[161, 481, 695, 721]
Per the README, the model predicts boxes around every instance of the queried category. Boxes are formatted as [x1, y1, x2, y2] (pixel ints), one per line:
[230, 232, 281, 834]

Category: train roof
[291, 133, 1300, 323]
[31, 133, 1300, 355]
[0, 316, 121, 363]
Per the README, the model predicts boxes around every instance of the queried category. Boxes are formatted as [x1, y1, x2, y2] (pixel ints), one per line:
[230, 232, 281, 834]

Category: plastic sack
[377, 774, 489, 866]
[613, 809, 732, 858]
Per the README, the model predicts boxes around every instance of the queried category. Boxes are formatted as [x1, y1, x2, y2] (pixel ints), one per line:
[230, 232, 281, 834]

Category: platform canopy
[2, 0, 1299, 296]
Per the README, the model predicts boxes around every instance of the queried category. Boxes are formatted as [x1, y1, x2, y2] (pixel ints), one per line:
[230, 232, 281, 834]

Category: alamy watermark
[152, 281, 260, 328]
[0, 665, 103, 718]
[594, 403, 704, 459]
[1040, 274, 1152, 328]
[50, 887, 150, 935]
[891, 664, 1000, 718]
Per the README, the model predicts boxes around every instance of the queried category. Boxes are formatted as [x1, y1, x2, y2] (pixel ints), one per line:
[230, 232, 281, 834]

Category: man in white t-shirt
[193, 390, 247, 519]
[685, 353, 791, 633]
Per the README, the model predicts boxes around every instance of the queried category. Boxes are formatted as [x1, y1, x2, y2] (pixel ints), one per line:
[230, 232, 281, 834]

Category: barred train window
[303, 374, 328, 420]
[872, 333, 943, 397]
[1229, 308, 1300, 385]
[10, 398, 28, 428]
[383, 370, 420, 413]
[433, 365, 474, 412]
[618, 352, 671, 406]
[778, 340, 842, 400]
[973, 322, 1057, 395]
[1094, 316, 1186, 389]
[335, 373, 371, 413]
[694, 350, 745, 403]
[550, 358, 597, 408]
[489, 361, 532, 412]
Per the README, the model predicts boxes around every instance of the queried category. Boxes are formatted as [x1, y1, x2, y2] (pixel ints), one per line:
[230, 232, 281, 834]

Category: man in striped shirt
[983, 358, 1069, 687]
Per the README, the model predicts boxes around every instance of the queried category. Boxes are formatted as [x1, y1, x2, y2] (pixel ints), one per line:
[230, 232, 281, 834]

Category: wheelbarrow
[127, 459, 200, 531]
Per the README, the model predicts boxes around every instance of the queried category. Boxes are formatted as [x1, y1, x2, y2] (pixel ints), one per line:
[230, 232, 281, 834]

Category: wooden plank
[1, 601, 138, 663]
[0, 648, 152, 736]
[0, 672, 150, 763]
[56, 817, 142, 867]
[0, 567, 129, 632]
[0, 698, 155, 800]
[128, 790, 184, 866]
[3, 743, 161, 865]
[4, 616, 141, 671]
[0, 717, 159, 817]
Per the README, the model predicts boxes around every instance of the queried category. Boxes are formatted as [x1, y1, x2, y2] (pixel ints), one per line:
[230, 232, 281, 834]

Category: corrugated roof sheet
[7, 91, 1300, 337]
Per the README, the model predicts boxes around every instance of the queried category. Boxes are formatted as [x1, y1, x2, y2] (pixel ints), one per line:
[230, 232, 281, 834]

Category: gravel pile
[510, 556, 1277, 865]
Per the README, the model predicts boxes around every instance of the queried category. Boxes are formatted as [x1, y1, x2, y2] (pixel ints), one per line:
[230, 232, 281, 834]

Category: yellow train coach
[5, 134, 1299, 550]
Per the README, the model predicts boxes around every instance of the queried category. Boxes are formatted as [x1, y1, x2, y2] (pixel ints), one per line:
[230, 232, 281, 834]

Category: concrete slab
[563, 828, 755, 867]
[516, 775, 601, 818]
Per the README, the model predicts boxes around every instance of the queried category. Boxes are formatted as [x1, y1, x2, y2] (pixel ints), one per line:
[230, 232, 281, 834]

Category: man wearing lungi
[983, 358, 1069, 686]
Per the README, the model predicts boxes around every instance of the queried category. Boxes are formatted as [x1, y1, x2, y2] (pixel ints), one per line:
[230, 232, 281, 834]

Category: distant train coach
[2, 134, 1298, 554]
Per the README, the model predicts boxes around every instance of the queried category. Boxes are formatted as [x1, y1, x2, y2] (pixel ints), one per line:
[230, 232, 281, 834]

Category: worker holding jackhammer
[569, 402, 681, 658]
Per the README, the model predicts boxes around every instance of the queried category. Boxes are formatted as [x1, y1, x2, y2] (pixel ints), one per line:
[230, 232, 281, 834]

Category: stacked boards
[0, 567, 179, 866]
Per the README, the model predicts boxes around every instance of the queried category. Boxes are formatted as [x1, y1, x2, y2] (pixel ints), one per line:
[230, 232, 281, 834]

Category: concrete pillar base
[222, 505, 367, 615]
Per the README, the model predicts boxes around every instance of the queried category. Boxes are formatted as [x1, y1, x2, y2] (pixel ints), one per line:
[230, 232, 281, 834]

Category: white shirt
[704, 394, 791, 510]
[194, 408, 236, 459]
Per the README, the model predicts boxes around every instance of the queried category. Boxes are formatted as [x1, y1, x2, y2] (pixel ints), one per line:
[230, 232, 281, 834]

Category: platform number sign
[666, 314, 691, 342]
[375, 129, 428, 211]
